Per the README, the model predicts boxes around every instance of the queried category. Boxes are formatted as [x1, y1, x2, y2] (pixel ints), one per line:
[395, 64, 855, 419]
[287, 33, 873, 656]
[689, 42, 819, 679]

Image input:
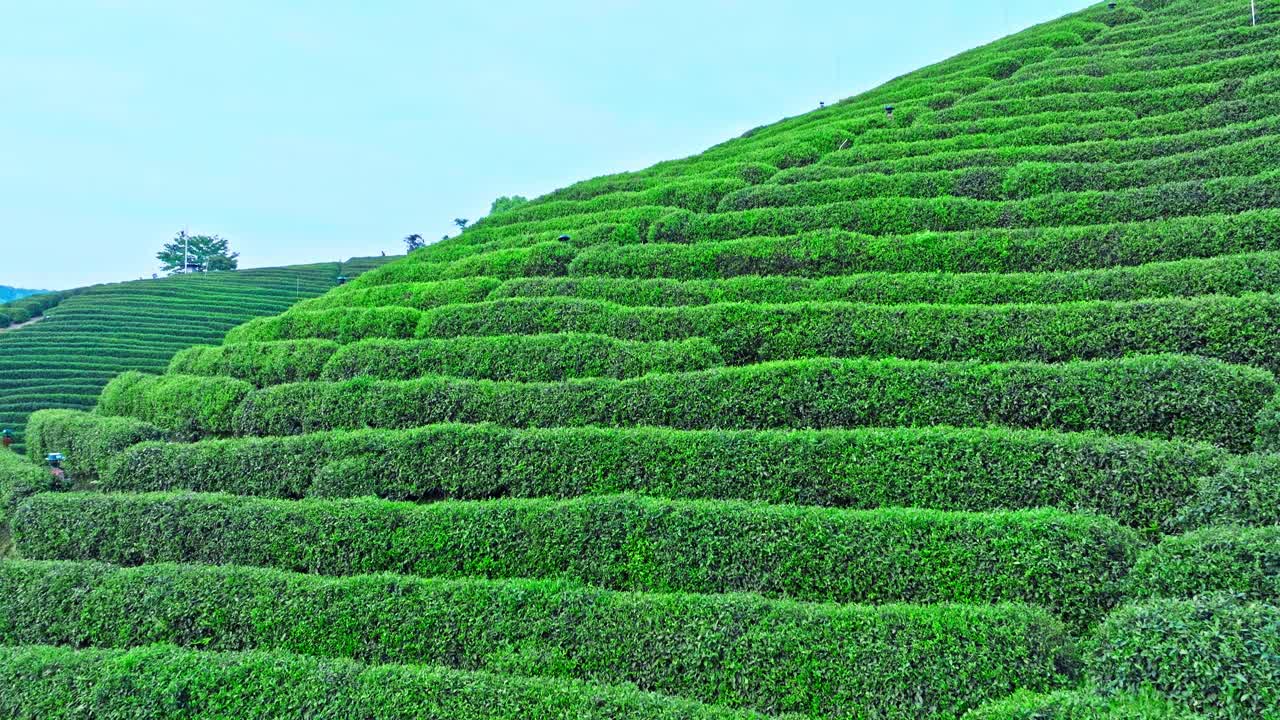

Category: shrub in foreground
[0, 560, 1074, 719]
[95, 371, 251, 436]
[103, 424, 1225, 530]
[1127, 526, 1280, 602]
[12, 492, 1140, 627]
[1088, 595, 1280, 720]
[962, 689, 1204, 719]
[1175, 454, 1280, 528]
[23, 410, 166, 479]
[0, 644, 762, 720]
[0, 451, 58, 526]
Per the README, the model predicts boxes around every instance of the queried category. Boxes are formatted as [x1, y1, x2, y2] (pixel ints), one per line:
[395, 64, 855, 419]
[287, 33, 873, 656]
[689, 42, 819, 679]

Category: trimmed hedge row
[320, 334, 724, 383]
[223, 306, 421, 344]
[0, 644, 765, 720]
[0, 451, 59, 527]
[23, 410, 165, 479]
[12, 492, 1141, 627]
[495, 251, 1280, 307]
[646, 171, 1280, 244]
[1175, 453, 1280, 528]
[417, 294, 1280, 375]
[100, 423, 1225, 529]
[121, 356, 1275, 451]
[168, 339, 340, 387]
[95, 371, 251, 436]
[1088, 595, 1279, 720]
[293, 276, 501, 312]
[568, 211, 1280, 278]
[0, 561, 1074, 719]
[724, 134, 1280, 208]
[1128, 526, 1280, 602]
[962, 690, 1203, 720]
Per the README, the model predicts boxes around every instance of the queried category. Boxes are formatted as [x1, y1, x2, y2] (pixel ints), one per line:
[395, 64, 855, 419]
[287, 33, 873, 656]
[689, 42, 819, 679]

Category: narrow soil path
[0, 315, 44, 334]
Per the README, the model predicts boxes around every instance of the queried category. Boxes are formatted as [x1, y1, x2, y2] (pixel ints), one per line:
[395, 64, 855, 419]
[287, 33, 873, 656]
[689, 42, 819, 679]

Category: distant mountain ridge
[0, 286, 49, 303]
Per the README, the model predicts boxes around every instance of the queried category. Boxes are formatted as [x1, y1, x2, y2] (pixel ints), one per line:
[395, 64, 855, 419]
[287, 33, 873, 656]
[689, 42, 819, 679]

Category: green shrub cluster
[418, 294, 1280, 375]
[321, 334, 724, 383]
[1088, 595, 1279, 720]
[0, 644, 764, 720]
[103, 423, 1223, 528]
[23, 410, 165, 479]
[1175, 454, 1280, 528]
[568, 211, 1280, 278]
[1128, 526, 1280, 602]
[962, 690, 1203, 719]
[496, 251, 1280, 306]
[0, 450, 59, 527]
[642, 171, 1280, 244]
[0, 561, 1074, 719]
[168, 339, 340, 387]
[142, 356, 1276, 451]
[12, 492, 1140, 627]
[223, 306, 421, 344]
[96, 371, 251, 436]
[293, 276, 501, 312]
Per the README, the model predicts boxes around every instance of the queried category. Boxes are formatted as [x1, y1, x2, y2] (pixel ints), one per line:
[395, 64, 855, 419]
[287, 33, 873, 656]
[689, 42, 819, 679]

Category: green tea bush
[221, 356, 1280, 450]
[102, 423, 1224, 528]
[12, 492, 1140, 627]
[1175, 454, 1280, 528]
[0, 644, 764, 720]
[0, 450, 59, 526]
[96, 372, 251, 436]
[293, 276, 501, 311]
[0, 561, 1074, 719]
[496, 251, 1280, 306]
[418, 294, 1280, 375]
[23, 410, 165, 479]
[1088, 595, 1280, 720]
[223, 306, 421, 344]
[568, 211, 1280, 278]
[168, 339, 340, 387]
[320, 334, 724, 382]
[962, 690, 1203, 719]
[1127, 526, 1280, 602]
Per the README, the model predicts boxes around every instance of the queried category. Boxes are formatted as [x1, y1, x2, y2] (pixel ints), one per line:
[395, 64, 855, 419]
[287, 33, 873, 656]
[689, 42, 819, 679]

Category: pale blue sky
[1, 1, 1085, 290]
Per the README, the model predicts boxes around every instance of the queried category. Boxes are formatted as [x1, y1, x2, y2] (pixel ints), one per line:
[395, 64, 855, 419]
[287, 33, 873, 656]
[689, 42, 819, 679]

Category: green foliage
[13, 492, 1140, 628]
[23, 410, 165, 479]
[294, 277, 501, 311]
[0, 644, 763, 720]
[489, 194, 530, 214]
[97, 371, 251, 436]
[1175, 454, 1280, 528]
[0, 561, 1073, 719]
[963, 689, 1202, 719]
[224, 306, 421, 344]
[1127, 526, 1280, 602]
[320, 334, 724, 382]
[156, 230, 239, 273]
[417, 294, 1280, 374]
[1088, 595, 1280, 720]
[202, 356, 1277, 451]
[101, 423, 1223, 529]
[168, 339, 340, 387]
[0, 450, 58, 527]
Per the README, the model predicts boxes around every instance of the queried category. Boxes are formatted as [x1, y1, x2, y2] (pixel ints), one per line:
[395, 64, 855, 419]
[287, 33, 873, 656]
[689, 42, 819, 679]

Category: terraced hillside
[2, 0, 1279, 717]
[0, 258, 389, 453]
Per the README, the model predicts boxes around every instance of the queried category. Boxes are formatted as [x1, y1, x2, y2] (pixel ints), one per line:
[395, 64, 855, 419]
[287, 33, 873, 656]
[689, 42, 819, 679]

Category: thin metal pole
[1253, 0, 1258, 26]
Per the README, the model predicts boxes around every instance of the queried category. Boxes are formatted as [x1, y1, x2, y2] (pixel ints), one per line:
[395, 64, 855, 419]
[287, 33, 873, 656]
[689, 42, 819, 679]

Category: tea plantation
[0, 259, 389, 454]
[2, 0, 1279, 717]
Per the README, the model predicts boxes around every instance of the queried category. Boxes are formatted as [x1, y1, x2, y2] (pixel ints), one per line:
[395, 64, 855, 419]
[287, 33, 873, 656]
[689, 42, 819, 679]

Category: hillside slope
[4, 1, 1280, 717]
[0, 258, 390, 453]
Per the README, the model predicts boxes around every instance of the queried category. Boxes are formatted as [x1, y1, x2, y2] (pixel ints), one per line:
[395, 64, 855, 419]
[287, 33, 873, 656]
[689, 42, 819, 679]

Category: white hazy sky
[1, 0, 1086, 290]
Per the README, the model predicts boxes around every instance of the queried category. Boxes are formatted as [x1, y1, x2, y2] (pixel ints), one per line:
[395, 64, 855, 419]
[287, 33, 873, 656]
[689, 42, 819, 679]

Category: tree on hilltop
[157, 231, 239, 273]
[489, 196, 529, 215]
[404, 233, 426, 252]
